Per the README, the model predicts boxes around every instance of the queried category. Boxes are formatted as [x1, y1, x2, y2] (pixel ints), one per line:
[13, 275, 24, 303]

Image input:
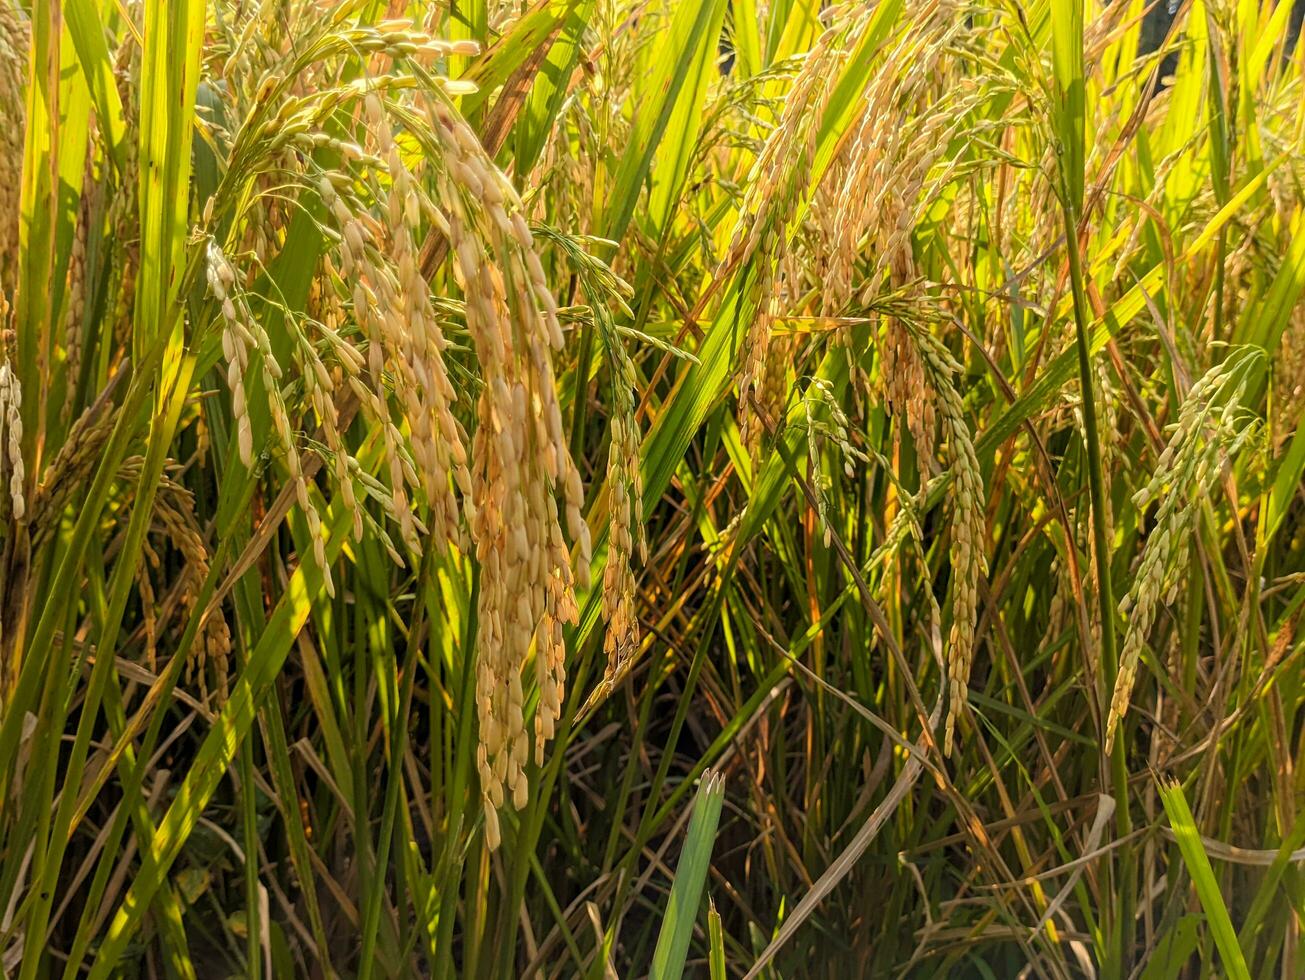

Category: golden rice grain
[423, 91, 589, 838]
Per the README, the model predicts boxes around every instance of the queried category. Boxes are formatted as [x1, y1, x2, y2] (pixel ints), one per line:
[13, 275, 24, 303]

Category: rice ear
[0, 5, 25, 291]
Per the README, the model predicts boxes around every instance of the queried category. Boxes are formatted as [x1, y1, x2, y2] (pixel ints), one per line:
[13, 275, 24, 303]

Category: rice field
[0, 0, 1303, 976]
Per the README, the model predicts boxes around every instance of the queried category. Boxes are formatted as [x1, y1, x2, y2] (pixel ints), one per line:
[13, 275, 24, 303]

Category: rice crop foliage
[0, 0, 1303, 976]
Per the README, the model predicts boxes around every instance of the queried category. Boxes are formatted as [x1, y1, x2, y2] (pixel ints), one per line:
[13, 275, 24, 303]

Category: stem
[1063, 207, 1134, 974]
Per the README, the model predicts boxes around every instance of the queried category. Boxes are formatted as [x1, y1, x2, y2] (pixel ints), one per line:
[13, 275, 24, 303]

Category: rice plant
[0, 0, 1302, 976]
